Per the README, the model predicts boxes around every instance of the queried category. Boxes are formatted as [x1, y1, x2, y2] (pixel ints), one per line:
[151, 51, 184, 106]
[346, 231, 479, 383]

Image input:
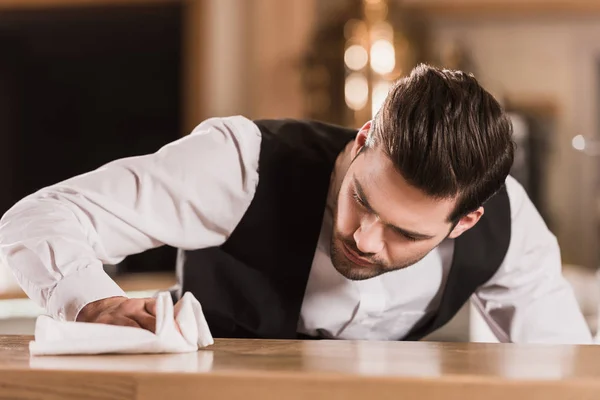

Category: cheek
[335, 194, 361, 234]
[385, 239, 434, 262]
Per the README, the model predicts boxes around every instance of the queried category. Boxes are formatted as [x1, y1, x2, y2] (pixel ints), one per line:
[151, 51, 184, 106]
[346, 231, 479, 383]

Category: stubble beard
[329, 223, 430, 281]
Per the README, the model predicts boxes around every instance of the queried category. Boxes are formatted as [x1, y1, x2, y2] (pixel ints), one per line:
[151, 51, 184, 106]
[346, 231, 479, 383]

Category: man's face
[330, 128, 480, 281]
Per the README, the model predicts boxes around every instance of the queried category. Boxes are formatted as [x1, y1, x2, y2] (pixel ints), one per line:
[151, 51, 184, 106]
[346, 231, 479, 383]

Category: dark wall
[0, 4, 183, 274]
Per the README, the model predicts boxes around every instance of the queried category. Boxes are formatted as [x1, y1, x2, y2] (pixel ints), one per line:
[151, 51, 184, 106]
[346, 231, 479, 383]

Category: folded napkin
[29, 291, 214, 356]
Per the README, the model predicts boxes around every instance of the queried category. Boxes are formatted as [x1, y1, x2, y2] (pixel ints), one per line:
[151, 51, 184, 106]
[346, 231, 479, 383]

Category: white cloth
[29, 292, 214, 356]
[0, 115, 593, 344]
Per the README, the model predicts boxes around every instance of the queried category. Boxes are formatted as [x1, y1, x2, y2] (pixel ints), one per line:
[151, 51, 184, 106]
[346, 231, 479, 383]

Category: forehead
[351, 147, 456, 227]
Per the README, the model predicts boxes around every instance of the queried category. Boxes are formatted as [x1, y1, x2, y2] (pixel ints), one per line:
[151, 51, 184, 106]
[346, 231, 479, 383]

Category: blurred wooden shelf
[0, 0, 177, 10]
[0, 272, 176, 301]
[402, 0, 600, 16]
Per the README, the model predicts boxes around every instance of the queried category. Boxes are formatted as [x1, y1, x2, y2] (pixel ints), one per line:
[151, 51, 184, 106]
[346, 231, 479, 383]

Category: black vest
[175, 119, 511, 341]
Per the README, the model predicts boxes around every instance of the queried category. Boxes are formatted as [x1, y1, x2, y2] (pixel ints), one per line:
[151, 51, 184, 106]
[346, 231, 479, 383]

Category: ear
[351, 120, 372, 158]
[448, 207, 484, 239]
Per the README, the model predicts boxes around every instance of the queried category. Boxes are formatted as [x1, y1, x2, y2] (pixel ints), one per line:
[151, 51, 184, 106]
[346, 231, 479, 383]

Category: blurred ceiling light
[371, 80, 391, 117]
[571, 134, 600, 156]
[345, 73, 369, 111]
[364, 0, 389, 23]
[369, 21, 394, 43]
[344, 0, 403, 124]
[344, 19, 368, 41]
[370, 39, 395, 75]
[572, 135, 586, 151]
[344, 45, 369, 71]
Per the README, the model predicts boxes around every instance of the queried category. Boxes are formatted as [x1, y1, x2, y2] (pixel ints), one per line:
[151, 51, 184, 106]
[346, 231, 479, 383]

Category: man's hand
[76, 296, 157, 332]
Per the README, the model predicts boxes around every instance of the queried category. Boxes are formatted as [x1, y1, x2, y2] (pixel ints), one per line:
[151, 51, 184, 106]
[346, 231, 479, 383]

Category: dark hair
[367, 63, 515, 222]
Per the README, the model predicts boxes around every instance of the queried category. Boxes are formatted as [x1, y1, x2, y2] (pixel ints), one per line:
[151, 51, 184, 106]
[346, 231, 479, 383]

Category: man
[0, 64, 592, 343]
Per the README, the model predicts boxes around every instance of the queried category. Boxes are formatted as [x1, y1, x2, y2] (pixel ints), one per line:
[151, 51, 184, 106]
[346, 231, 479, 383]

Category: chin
[330, 241, 382, 281]
[330, 237, 424, 280]
[336, 266, 379, 281]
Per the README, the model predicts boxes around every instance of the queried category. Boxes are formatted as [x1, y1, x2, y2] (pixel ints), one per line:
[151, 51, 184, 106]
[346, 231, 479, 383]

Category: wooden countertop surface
[1, 335, 600, 399]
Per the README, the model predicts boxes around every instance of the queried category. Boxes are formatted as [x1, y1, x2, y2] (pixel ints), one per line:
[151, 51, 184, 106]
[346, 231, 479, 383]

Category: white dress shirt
[0, 116, 593, 344]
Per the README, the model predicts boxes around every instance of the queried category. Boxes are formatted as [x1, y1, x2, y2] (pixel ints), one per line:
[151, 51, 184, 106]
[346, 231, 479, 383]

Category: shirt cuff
[46, 266, 127, 322]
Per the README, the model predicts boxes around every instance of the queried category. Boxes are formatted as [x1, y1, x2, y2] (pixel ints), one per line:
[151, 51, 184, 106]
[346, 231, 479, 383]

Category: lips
[342, 242, 373, 267]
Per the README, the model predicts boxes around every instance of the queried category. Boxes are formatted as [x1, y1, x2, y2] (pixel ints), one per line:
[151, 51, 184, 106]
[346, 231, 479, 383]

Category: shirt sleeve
[473, 176, 594, 344]
[0, 116, 261, 322]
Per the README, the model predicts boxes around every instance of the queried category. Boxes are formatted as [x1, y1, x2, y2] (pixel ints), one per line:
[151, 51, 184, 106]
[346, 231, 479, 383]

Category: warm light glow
[344, 45, 369, 71]
[369, 21, 394, 43]
[371, 80, 391, 117]
[345, 73, 369, 111]
[370, 39, 395, 75]
[572, 135, 586, 151]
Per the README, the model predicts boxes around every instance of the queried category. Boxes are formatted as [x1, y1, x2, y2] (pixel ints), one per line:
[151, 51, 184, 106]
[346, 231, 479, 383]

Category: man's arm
[473, 176, 593, 344]
[0, 116, 261, 324]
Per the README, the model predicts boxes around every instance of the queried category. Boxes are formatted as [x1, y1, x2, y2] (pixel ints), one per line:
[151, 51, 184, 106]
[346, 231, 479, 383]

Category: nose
[353, 215, 385, 254]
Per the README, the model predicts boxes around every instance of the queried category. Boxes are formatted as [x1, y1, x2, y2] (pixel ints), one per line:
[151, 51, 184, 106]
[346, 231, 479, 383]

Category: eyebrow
[353, 177, 436, 241]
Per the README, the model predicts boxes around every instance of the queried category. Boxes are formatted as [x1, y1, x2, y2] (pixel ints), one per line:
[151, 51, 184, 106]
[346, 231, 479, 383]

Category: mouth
[341, 242, 373, 267]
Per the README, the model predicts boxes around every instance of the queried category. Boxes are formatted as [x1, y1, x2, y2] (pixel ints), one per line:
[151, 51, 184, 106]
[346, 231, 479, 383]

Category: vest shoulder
[253, 119, 356, 141]
[252, 119, 356, 164]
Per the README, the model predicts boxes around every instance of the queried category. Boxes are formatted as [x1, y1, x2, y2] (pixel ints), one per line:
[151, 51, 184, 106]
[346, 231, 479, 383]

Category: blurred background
[1, 0, 600, 342]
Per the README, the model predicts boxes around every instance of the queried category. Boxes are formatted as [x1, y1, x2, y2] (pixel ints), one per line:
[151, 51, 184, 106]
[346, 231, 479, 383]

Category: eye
[352, 190, 366, 208]
[402, 234, 418, 242]
[390, 228, 419, 242]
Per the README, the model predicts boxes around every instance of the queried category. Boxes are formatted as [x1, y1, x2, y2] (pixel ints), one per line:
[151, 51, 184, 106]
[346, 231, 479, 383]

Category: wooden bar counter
[1, 335, 600, 399]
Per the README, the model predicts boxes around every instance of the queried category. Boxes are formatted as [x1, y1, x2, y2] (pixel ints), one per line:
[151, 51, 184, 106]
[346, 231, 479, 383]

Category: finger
[144, 299, 157, 316]
[117, 317, 143, 329]
[131, 312, 156, 333]
[97, 315, 142, 329]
